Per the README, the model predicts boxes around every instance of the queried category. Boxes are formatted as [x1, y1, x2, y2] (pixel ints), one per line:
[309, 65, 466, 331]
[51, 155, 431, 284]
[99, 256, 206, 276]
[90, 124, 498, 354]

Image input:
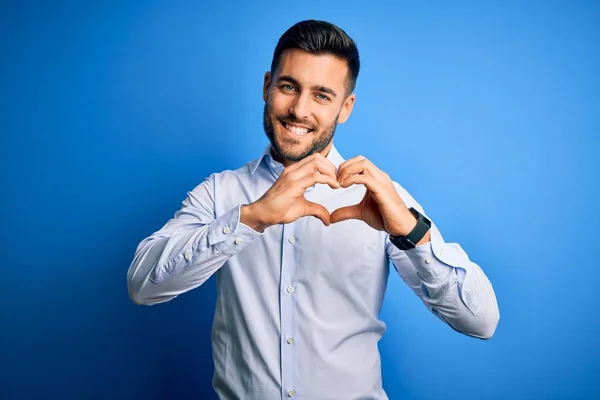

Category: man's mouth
[280, 121, 313, 136]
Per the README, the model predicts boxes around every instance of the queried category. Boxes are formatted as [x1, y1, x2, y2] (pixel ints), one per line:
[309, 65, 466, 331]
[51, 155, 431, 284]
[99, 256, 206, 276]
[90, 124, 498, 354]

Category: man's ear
[337, 93, 356, 124]
[263, 72, 271, 102]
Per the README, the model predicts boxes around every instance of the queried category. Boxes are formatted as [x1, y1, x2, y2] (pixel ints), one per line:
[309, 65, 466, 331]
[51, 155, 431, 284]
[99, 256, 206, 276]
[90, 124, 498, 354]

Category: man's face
[263, 49, 355, 165]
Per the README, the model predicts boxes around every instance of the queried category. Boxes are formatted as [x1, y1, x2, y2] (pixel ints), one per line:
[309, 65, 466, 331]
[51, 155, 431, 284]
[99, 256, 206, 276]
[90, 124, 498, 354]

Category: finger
[337, 159, 373, 184]
[286, 152, 322, 172]
[287, 152, 334, 177]
[337, 155, 366, 173]
[289, 156, 339, 186]
[339, 173, 383, 194]
[330, 204, 361, 224]
[285, 154, 338, 185]
[298, 171, 340, 190]
[304, 200, 331, 226]
[303, 155, 338, 180]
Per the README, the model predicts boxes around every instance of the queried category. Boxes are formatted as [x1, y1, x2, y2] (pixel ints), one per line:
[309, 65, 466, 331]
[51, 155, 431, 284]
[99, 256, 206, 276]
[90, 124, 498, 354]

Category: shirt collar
[248, 142, 345, 176]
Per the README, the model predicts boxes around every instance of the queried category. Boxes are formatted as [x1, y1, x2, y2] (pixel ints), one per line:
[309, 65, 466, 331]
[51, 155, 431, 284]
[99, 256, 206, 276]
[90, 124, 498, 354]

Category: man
[127, 19, 499, 400]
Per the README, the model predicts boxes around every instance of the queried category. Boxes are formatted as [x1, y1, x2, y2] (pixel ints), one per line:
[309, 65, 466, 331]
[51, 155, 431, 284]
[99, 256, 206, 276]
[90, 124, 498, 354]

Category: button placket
[280, 222, 297, 398]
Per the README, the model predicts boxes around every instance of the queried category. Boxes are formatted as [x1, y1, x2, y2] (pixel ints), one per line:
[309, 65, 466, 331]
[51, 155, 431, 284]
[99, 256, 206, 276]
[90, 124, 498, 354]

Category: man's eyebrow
[277, 75, 338, 98]
[277, 75, 301, 87]
[314, 85, 337, 98]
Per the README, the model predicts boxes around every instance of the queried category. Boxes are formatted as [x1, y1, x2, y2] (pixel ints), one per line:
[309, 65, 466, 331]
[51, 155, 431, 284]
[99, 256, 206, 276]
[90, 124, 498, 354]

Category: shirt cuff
[207, 204, 264, 255]
[403, 224, 467, 282]
[402, 225, 481, 316]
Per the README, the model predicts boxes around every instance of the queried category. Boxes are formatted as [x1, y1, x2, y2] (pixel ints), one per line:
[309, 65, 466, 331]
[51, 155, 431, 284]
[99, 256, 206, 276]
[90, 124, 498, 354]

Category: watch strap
[389, 207, 432, 250]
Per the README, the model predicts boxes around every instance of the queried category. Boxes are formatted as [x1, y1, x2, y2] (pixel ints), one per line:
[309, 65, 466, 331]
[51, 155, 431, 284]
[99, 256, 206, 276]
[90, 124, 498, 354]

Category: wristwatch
[389, 207, 432, 250]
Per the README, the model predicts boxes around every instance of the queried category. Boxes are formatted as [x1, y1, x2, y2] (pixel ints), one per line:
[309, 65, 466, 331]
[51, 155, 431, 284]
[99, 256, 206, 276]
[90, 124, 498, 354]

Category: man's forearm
[128, 204, 263, 305]
[403, 236, 500, 339]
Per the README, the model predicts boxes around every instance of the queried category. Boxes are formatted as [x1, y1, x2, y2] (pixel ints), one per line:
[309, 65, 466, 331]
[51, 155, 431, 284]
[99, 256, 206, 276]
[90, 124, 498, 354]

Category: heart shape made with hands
[307, 154, 416, 237]
[246, 153, 420, 238]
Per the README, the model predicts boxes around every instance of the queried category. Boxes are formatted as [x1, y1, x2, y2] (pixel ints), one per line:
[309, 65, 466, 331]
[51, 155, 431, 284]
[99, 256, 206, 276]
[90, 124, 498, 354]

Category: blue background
[2, 1, 599, 399]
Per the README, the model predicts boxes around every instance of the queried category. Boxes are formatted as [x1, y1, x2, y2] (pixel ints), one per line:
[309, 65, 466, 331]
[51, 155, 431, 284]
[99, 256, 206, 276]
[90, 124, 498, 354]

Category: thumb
[304, 200, 331, 226]
[330, 204, 362, 224]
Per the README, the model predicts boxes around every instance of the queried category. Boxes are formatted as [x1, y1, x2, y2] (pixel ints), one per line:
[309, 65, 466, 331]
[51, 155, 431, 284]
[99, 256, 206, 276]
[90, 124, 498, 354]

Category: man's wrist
[389, 207, 432, 249]
[388, 208, 419, 237]
[404, 209, 431, 246]
[240, 203, 270, 233]
[415, 230, 431, 246]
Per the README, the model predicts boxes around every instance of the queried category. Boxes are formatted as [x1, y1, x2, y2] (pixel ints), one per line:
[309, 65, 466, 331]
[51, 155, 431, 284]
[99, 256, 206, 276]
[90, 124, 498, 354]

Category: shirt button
[184, 251, 192, 261]
[223, 226, 231, 234]
[286, 286, 295, 294]
[425, 257, 432, 264]
[288, 236, 295, 244]
[287, 389, 295, 397]
[286, 337, 294, 344]
[234, 238, 243, 245]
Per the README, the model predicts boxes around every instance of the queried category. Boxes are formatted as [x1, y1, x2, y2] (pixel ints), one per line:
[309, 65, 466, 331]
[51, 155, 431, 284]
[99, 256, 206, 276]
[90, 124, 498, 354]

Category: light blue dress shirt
[127, 143, 499, 400]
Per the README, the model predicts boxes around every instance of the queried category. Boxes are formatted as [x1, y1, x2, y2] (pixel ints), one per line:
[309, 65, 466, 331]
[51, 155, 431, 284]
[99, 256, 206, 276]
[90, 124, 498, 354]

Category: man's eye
[316, 94, 330, 101]
[281, 84, 296, 92]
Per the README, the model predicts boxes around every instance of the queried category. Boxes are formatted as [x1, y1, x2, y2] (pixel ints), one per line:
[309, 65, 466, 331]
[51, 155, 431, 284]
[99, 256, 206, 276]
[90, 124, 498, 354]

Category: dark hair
[270, 20, 360, 94]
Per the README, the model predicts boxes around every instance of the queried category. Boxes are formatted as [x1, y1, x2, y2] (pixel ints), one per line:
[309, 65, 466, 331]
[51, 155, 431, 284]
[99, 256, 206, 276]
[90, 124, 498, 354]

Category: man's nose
[289, 92, 311, 120]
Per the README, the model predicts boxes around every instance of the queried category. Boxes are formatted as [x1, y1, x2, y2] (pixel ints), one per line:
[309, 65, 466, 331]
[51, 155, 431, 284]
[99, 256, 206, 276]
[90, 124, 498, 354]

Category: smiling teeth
[285, 124, 309, 135]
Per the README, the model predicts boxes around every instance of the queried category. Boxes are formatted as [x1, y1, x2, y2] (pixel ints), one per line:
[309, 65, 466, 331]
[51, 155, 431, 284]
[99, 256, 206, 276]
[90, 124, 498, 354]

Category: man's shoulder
[203, 156, 262, 185]
[220, 158, 259, 177]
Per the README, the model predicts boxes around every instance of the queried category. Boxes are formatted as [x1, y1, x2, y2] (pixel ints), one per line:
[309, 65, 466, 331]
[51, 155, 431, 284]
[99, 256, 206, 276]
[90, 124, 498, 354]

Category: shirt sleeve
[386, 182, 500, 339]
[126, 174, 263, 305]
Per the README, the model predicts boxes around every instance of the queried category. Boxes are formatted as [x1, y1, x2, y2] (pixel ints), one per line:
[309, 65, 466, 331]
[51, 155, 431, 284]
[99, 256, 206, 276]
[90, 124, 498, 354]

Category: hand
[242, 153, 340, 231]
[330, 155, 421, 237]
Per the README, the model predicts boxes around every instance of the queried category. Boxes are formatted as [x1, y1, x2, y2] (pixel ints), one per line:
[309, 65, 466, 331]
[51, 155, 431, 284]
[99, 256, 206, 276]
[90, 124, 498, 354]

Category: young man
[127, 20, 499, 400]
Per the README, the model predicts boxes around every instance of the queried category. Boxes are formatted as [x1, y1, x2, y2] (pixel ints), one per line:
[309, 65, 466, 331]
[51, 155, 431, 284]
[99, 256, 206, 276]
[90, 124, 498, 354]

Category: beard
[263, 100, 338, 163]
